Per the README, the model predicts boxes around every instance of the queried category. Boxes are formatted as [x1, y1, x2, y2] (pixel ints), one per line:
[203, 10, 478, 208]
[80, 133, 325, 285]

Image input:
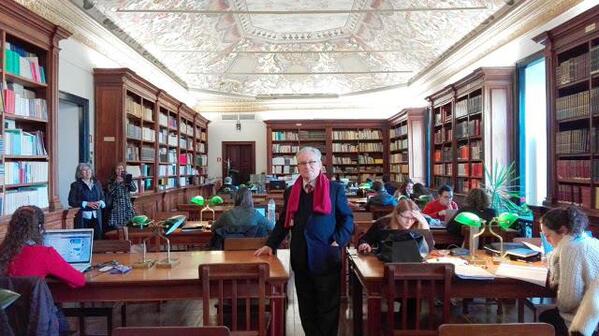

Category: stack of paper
[495, 263, 548, 287]
[454, 265, 496, 280]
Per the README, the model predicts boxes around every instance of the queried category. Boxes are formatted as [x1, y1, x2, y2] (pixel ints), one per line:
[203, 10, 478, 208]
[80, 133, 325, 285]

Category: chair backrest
[114, 326, 231, 336]
[93, 239, 131, 253]
[369, 205, 395, 220]
[438, 323, 554, 336]
[199, 263, 269, 336]
[384, 263, 454, 335]
[354, 211, 373, 222]
[224, 237, 268, 251]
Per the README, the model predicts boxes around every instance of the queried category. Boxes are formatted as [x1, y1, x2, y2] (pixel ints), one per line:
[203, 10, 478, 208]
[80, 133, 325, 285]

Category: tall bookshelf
[387, 108, 426, 183]
[0, 1, 70, 218]
[265, 120, 388, 183]
[94, 68, 209, 196]
[427, 68, 514, 195]
[535, 6, 599, 212]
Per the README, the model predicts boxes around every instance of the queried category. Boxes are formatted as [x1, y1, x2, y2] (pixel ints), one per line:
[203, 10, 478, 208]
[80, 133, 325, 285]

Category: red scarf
[284, 173, 332, 228]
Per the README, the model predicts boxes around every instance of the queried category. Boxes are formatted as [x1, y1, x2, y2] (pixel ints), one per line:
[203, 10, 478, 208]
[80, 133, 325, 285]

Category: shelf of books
[269, 126, 327, 179]
[331, 128, 384, 183]
[535, 6, 599, 212]
[387, 108, 426, 184]
[428, 68, 513, 195]
[0, 2, 70, 218]
[94, 68, 209, 199]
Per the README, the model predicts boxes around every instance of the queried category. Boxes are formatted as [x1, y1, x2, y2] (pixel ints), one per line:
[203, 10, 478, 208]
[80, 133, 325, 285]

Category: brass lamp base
[132, 259, 156, 269]
[156, 258, 180, 268]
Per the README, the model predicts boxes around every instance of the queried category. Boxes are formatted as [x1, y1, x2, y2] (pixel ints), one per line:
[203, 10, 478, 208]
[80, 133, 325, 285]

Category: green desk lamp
[129, 215, 157, 269]
[200, 195, 224, 222]
[190, 195, 205, 206]
[488, 212, 520, 259]
[453, 212, 487, 262]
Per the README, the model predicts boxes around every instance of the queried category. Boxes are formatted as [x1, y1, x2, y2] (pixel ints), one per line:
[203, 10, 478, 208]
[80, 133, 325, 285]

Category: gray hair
[75, 162, 94, 180]
[224, 176, 232, 184]
[296, 146, 322, 161]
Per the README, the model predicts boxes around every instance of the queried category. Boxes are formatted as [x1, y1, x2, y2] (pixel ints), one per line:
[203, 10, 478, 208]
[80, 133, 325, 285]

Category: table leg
[270, 284, 285, 336]
[351, 269, 363, 336]
[366, 296, 381, 336]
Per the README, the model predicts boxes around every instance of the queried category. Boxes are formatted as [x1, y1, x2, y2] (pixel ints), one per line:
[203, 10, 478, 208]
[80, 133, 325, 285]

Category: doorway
[58, 92, 90, 208]
[222, 141, 255, 185]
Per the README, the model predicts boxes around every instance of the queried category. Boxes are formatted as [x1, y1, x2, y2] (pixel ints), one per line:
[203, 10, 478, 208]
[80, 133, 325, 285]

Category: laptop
[444, 209, 458, 222]
[43, 229, 94, 272]
[254, 205, 267, 217]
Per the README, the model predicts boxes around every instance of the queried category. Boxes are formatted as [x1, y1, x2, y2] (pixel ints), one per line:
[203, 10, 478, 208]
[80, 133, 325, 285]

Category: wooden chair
[114, 326, 231, 336]
[369, 205, 395, 220]
[438, 323, 554, 336]
[353, 211, 373, 222]
[64, 239, 131, 335]
[199, 263, 269, 336]
[384, 263, 454, 335]
[224, 237, 268, 251]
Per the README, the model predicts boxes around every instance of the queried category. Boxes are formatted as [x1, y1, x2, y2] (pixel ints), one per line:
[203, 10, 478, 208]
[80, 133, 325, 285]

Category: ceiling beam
[187, 70, 413, 75]
[162, 49, 411, 54]
[116, 6, 488, 15]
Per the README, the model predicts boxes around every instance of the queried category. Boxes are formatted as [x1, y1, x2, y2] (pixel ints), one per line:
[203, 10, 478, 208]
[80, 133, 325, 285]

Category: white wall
[203, 114, 267, 179]
[57, 100, 80, 207]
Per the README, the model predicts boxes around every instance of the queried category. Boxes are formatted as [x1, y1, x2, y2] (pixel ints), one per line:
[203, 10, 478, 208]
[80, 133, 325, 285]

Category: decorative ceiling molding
[410, 0, 583, 95]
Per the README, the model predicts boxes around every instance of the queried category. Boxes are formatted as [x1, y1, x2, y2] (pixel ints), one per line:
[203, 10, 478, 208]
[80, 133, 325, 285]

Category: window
[518, 57, 547, 206]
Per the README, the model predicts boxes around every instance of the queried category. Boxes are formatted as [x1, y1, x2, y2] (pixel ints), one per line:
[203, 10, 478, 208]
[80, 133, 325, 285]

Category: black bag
[375, 230, 426, 263]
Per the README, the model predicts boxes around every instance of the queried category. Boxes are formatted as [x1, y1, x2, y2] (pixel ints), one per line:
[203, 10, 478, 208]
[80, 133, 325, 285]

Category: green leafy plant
[483, 161, 532, 220]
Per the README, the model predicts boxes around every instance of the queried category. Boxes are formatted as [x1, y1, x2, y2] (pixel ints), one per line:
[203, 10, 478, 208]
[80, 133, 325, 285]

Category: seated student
[366, 181, 398, 211]
[210, 187, 273, 250]
[422, 184, 458, 221]
[539, 207, 599, 336]
[218, 176, 238, 193]
[394, 179, 414, 200]
[0, 205, 86, 335]
[382, 175, 398, 196]
[358, 199, 431, 254]
[446, 188, 496, 235]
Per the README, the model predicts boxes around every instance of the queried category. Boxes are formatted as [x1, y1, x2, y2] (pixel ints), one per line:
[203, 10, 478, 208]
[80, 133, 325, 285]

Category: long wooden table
[50, 251, 289, 336]
[105, 221, 213, 251]
[349, 251, 555, 336]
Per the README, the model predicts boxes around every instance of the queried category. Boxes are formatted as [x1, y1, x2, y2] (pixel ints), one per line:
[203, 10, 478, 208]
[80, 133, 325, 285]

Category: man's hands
[358, 243, 372, 253]
[254, 245, 273, 256]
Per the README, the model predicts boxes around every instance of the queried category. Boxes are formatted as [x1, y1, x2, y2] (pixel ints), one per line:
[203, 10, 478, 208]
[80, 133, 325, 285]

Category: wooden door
[222, 142, 255, 185]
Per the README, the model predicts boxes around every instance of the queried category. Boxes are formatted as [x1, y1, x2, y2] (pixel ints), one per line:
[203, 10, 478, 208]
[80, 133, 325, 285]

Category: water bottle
[267, 198, 276, 225]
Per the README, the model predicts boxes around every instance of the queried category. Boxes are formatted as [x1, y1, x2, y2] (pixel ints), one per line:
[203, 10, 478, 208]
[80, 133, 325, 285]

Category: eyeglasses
[297, 160, 320, 166]
[398, 213, 415, 220]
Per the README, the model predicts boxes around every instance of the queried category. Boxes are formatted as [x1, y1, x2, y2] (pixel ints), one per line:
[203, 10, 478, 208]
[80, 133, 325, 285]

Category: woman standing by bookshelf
[105, 162, 136, 230]
[68, 163, 106, 240]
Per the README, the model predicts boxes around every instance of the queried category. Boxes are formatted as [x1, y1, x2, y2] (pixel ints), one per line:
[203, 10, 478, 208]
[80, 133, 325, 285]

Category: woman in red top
[0, 205, 85, 334]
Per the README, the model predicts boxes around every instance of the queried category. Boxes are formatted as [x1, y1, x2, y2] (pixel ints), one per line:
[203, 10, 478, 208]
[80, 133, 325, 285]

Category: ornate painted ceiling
[72, 0, 515, 97]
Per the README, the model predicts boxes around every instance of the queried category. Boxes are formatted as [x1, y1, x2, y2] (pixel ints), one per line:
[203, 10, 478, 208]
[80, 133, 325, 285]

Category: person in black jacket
[68, 163, 105, 240]
[446, 188, 496, 236]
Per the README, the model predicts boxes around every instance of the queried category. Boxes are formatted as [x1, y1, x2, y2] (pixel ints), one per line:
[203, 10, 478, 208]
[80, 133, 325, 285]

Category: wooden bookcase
[265, 120, 388, 183]
[427, 67, 514, 195]
[535, 5, 599, 212]
[0, 1, 70, 219]
[387, 108, 426, 184]
[94, 68, 210, 215]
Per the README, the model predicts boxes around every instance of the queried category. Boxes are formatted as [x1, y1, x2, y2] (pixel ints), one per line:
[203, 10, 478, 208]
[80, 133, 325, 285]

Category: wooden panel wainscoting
[131, 184, 214, 218]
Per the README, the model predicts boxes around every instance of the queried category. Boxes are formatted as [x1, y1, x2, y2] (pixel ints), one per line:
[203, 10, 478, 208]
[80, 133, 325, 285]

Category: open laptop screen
[254, 206, 267, 217]
[43, 229, 93, 264]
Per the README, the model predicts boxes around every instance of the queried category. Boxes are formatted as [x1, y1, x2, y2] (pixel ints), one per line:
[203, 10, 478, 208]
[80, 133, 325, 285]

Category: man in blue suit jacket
[255, 146, 354, 335]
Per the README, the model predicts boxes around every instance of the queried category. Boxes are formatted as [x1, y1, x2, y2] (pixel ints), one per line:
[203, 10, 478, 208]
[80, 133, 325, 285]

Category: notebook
[43, 229, 94, 272]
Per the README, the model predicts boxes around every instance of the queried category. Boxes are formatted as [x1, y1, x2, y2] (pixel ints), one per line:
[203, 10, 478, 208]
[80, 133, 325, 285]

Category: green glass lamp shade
[210, 195, 224, 206]
[454, 212, 483, 228]
[496, 212, 519, 230]
[418, 195, 433, 202]
[358, 182, 371, 189]
[239, 183, 246, 189]
[397, 195, 409, 201]
[190, 195, 205, 206]
[130, 215, 151, 228]
[163, 215, 186, 235]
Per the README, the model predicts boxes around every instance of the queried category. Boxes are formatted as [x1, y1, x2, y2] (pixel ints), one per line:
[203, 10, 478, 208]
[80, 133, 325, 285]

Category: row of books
[178, 122, 194, 137]
[332, 157, 358, 165]
[557, 52, 589, 86]
[4, 161, 48, 185]
[433, 176, 452, 188]
[332, 166, 384, 174]
[433, 163, 453, 176]
[331, 143, 383, 152]
[272, 156, 297, 166]
[455, 94, 482, 118]
[456, 141, 482, 160]
[434, 105, 453, 125]
[390, 138, 408, 151]
[158, 113, 178, 129]
[159, 164, 176, 177]
[356, 155, 384, 165]
[3, 83, 48, 119]
[457, 162, 483, 177]
[455, 119, 481, 139]
[434, 148, 453, 162]
[195, 142, 206, 153]
[195, 154, 208, 167]
[390, 124, 407, 138]
[433, 128, 453, 144]
[125, 164, 153, 178]
[591, 46, 599, 74]
[556, 90, 589, 120]
[4, 43, 46, 84]
[389, 164, 409, 174]
[157, 129, 178, 146]
[4, 129, 46, 156]
[390, 152, 408, 163]
[556, 129, 589, 154]
[556, 160, 592, 181]
[556, 184, 592, 209]
[456, 178, 482, 194]
[178, 137, 193, 150]
[391, 173, 410, 183]
[158, 148, 177, 163]
[126, 95, 153, 121]
[272, 131, 299, 141]
[3, 185, 49, 215]
[179, 165, 198, 176]
[126, 123, 153, 142]
[272, 144, 299, 153]
[271, 165, 298, 175]
[331, 129, 382, 140]
[158, 177, 178, 190]
[298, 130, 326, 141]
